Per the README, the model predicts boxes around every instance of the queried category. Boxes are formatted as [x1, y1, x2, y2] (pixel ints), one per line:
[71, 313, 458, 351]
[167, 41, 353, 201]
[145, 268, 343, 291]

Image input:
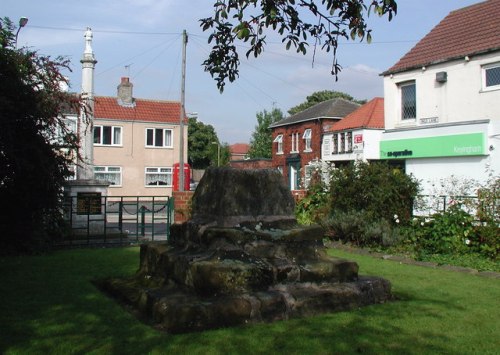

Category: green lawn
[0, 247, 498, 354]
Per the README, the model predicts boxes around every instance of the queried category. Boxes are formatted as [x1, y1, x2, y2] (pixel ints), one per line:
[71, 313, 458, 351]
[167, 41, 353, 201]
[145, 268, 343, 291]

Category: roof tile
[94, 96, 183, 124]
[385, 0, 500, 74]
[325, 97, 384, 132]
[270, 98, 360, 128]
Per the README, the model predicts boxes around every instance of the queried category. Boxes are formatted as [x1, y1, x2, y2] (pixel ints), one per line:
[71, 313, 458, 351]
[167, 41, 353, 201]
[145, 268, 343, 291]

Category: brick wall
[230, 158, 273, 169]
[172, 191, 194, 224]
[272, 119, 337, 185]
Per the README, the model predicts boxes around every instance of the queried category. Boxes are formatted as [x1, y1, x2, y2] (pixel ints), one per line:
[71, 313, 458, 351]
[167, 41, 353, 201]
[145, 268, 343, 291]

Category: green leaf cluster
[200, 1, 397, 91]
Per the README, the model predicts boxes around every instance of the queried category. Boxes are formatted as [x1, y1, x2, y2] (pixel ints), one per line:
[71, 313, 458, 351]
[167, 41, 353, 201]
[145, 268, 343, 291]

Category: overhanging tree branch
[200, 0, 397, 92]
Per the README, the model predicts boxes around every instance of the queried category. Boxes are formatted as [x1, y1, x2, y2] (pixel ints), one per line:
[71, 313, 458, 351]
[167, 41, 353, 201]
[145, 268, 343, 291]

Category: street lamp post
[15, 17, 28, 48]
[211, 142, 220, 167]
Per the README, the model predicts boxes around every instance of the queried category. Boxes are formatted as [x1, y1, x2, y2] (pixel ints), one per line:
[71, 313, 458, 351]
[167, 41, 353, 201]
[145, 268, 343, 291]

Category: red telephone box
[173, 163, 191, 191]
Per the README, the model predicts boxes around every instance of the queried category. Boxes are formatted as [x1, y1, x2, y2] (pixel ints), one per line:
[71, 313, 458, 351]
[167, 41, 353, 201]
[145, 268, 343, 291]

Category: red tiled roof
[94, 96, 184, 123]
[385, 0, 500, 74]
[230, 143, 250, 155]
[325, 97, 384, 132]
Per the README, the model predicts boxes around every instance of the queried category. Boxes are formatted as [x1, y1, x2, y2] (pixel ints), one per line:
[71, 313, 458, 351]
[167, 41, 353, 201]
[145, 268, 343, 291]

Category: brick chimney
[117, 77, 135, 106]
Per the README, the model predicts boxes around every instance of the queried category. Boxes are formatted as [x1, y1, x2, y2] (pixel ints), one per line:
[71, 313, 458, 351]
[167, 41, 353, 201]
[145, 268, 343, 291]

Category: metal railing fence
[59, 195, 173, 247]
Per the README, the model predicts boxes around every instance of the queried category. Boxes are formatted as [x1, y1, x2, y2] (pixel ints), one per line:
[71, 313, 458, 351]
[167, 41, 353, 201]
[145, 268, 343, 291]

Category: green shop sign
[380, 133, 485, 159]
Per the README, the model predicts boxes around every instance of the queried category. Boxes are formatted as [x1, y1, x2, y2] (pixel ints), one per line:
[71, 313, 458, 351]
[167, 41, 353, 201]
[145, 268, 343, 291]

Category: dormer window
[273, 134, 283, 154]
[303, 129, 312, 152]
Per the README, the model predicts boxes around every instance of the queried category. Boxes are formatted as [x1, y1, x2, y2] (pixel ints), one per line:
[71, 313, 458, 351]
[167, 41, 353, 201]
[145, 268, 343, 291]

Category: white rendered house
[380, 0, 500, 195]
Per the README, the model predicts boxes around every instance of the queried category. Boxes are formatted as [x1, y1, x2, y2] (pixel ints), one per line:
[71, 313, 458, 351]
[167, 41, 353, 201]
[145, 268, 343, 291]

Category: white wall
[383, 52, 500, 130]
[322, 128, 384, 163]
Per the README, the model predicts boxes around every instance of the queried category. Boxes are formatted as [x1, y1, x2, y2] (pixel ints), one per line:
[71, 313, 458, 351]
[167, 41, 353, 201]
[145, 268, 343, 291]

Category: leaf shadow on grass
[157, 294, 463, 355]
[0, 247, 490, 354]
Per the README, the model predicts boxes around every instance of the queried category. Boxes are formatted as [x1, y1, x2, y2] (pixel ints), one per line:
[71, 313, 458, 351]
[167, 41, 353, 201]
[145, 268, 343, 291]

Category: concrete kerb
[327, 241, 500, 279]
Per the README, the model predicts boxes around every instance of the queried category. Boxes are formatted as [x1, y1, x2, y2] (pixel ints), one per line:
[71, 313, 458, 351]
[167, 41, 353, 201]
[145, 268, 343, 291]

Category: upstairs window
[347, 132, 353, 152]
[94, 125, 122, 146]
[303, 129, 312, 152]
[333, 134, 338, 154]
[483, 63, 500, 90]
[290, 132, 299, 153]
[400, 81, 416, 120]
[146, 128, 173, 148]
[273, 134, 283, 154]
[322, 138, 331, 156]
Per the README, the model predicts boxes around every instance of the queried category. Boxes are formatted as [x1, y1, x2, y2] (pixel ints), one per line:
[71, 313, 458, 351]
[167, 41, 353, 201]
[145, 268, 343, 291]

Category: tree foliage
[288, 90, 366, 115]
[0, 18, 79, 253]
[248, 107, 284, 159]
[329, 161, 420, 225]
[187, 116, 220, 169]
[200, 0, 397, 91]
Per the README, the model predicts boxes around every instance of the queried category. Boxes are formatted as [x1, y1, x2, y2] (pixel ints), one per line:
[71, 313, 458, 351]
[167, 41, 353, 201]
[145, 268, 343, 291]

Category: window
[273, 134, 283, 154]
[340, 133, 345, 153]
[322, 138, 331, 156]
[347, 132, 353, 152]
[333, 134, 338, 154]
[94, 125, 122, 146]
[94, 166, 122, 186]
[400, 81, 416, 119]
[145, 167, 172, 186]
[146, 128, 173, 148]
[291, 132, 299, 153]
[303, 129, 312, 151]
[483, 63, 500, 90]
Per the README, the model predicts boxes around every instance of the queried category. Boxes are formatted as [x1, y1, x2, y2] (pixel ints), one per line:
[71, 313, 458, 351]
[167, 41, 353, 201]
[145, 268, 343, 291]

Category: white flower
[420, 222, 425, 226]
[395, 219, 400, 224]
[465, 239, 471, 245]
[393, 214, 398, 219]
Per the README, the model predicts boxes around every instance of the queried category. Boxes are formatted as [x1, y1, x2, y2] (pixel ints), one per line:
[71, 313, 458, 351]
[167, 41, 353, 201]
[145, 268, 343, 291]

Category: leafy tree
[200, 0, 397, 91]
[248, 107, 284, 159]
[188, 116, 220, 169]
[0, 18, 79, 253]
[288, 90, 366, 115]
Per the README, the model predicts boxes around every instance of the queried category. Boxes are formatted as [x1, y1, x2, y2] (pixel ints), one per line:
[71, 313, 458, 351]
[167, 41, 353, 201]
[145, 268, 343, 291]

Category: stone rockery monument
[100, 168, 392, 333]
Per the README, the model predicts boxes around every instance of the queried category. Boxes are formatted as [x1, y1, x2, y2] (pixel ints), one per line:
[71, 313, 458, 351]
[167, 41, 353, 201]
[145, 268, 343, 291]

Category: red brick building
[269, 98, 360, 189]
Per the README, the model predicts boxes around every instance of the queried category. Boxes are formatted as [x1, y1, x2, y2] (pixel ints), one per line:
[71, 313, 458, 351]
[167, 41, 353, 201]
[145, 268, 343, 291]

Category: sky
[3, 0, 482, 144]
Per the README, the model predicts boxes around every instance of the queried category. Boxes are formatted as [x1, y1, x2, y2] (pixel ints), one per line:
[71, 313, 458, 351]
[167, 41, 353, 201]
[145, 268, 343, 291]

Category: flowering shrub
[296, 170, 331, 225]
[414, 204, 475, 255]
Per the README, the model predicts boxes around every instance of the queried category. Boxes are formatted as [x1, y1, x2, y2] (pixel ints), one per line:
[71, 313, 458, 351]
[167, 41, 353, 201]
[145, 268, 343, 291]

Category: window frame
[145, 167, 173, 187]
[273, 134, 284, 154]
[93, 125, 122, 146]
[94, 166, 122, 187]
[482, 62, 500, 91]
[399, 81, 417, 120]
[290, 132, 299, 153]
[145, 128, 173, 148]
[322, 137, 331, 157]
[347, 131, 353, 152]
[303, 129, 312, 152]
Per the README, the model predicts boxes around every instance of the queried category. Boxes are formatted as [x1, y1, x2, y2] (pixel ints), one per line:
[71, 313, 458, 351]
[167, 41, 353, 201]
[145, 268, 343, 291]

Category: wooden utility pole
[179, 30, 187, 191]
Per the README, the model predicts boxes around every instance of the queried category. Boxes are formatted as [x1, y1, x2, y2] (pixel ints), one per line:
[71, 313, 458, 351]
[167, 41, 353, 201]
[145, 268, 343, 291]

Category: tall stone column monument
[64, 28, 109, 235]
